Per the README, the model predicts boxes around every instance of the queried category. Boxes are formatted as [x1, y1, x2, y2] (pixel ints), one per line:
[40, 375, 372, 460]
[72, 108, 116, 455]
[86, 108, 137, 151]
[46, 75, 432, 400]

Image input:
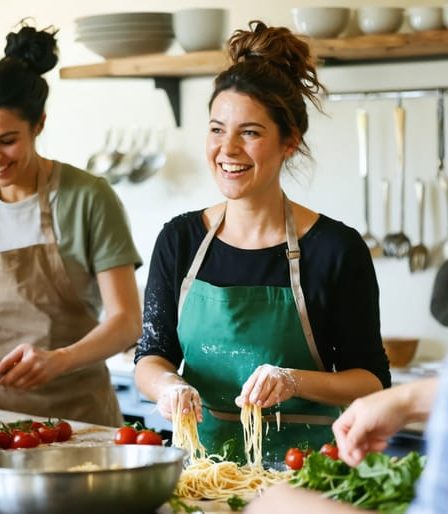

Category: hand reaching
[235, 364, 299, 408]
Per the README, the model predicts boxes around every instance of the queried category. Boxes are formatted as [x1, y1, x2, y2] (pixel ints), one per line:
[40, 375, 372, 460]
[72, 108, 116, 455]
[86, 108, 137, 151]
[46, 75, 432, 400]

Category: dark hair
[209, 20, 325, 158]
[0, 22, 58, 126]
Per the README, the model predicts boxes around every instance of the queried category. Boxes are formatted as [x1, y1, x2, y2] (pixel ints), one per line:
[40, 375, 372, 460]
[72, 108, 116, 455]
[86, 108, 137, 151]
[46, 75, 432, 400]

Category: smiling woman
[0, 21, 142, 426]
[134, 20, 390, 464]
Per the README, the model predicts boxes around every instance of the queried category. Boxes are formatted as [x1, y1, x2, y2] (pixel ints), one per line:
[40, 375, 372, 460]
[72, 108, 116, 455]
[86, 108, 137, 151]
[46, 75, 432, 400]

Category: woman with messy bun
[0, 22, 142, 425]
[136, 21, 389, 461]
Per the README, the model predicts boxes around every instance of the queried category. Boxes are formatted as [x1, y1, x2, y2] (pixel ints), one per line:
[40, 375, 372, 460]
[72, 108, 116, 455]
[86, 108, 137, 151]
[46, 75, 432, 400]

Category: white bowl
[173, 8, 228, 52]
[291, 7, 350, 39]
[408, 6, 444, 31]
[357, 7, 404, 34]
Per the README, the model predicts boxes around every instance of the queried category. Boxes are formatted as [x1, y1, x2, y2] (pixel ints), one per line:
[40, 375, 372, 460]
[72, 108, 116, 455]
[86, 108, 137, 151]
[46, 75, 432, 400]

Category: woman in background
[135, 21, 390, 462]
[0, 23, 142, 426]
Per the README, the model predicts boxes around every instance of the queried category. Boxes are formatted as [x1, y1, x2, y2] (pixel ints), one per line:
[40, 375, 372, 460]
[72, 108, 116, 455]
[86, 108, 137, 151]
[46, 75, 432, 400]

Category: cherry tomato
[31, 421, 45, 431]
[0, 430, 12, 449]
[11, 431, 40, 449]
[55, 420, 72, 442]
[114, 426, 138, 445]
[37, 425, 59, 444]
[285, 447, 305, 470]
[136, 430, 163, 446]
[319, 443, 339, 460]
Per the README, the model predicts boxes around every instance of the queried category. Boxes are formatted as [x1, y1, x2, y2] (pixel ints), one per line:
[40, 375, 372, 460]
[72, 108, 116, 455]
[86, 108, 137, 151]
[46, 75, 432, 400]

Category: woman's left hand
[0, 344, 67, 390]
[235, 364, 299, 408]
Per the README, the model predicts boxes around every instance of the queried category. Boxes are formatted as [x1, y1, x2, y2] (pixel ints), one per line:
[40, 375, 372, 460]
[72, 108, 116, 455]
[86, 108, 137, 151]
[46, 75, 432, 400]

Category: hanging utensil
[356, 108, 382, 257]
[382, 178, 391, 237]
[409, 179, 429, 272]
[86, 128, 123, 177]
[383, 103, 411, 258]
[129, 128, 167, 183]
[436, 91, 447, 191]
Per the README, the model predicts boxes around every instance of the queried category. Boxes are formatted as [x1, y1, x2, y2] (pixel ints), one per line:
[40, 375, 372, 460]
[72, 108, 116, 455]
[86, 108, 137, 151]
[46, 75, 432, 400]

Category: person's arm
[236, 365, 382, 408]
[237, 228, 387, 409]
[244, 483, 363, 514]
[333, 377, 437, 467]
[0, 264, 141, 389]
[134, 219, 202, 421]
[135, 355, 202, 421]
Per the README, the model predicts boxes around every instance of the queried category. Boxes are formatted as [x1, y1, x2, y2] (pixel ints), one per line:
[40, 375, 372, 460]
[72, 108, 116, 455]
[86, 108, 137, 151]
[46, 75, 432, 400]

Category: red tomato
[320, 443, 339, 460]
[37, 425, 59, 444]
[11, 431, 40, 449]
[31, 421, 45, 431]
[114, 426, 138, 445]
[55, 420, 72, 442]
[0, 430, 12, 449]
[285, 447, 305, 470]
[136, 430, 163, 446]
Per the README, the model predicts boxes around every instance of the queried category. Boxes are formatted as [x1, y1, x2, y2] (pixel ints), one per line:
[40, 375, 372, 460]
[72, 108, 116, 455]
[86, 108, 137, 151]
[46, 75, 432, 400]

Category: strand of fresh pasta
[173, 403, 291, 501]
[241, 404, 263, 469]
[171, 401, 206, 461]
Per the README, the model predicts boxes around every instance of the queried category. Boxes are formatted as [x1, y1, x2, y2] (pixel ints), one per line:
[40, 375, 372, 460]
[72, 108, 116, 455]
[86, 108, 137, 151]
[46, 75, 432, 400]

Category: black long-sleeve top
[135, 210, 391, 389]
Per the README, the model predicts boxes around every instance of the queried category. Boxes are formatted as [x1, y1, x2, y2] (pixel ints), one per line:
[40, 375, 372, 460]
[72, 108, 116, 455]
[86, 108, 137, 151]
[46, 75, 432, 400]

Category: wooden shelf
[308, 29, 448, 63]
[59, 30, 448, 125]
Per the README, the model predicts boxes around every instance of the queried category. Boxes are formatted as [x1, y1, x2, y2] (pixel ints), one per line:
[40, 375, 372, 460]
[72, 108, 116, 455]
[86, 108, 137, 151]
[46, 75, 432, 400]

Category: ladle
[409, 179, 429, 272]
[383, 104, 411, 258]
[357, 108, 382, 257]
[86, 128, 123, 177]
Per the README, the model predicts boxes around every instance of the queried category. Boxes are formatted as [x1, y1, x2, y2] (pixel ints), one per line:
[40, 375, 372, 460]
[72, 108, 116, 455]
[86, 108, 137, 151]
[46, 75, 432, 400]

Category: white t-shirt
[0, 186, 60, 252]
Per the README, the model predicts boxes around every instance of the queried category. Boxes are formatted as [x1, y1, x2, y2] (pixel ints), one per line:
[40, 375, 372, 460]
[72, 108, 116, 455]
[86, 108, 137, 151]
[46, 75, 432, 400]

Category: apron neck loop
[37, 159, 56, 244]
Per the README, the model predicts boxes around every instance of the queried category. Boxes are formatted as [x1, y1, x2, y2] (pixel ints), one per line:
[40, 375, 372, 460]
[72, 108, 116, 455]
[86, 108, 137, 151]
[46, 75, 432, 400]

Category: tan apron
[0, 163, 122, 426]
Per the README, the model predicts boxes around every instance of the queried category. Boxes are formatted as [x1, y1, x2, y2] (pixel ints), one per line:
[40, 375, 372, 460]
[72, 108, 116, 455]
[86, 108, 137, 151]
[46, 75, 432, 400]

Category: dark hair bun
[227, 20, 323, 105]
[4, 25, 58, 75]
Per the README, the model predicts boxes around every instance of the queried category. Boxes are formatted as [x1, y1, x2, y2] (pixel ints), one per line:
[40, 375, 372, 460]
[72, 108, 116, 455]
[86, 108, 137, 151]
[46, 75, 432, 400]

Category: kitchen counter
[0, 409, 231, 514]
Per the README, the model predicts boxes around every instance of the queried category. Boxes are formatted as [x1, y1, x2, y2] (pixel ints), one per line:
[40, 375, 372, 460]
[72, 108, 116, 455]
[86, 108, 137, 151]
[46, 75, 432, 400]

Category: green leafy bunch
[290, 451, 425, 514]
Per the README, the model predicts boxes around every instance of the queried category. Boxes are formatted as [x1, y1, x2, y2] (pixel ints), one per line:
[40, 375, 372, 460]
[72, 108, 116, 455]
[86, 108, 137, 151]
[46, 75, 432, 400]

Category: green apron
[177, 197, 340, 466]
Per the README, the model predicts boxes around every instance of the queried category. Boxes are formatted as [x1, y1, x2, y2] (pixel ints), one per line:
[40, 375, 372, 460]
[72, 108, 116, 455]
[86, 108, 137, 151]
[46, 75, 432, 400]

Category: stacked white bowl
[74, 12, 174, 59]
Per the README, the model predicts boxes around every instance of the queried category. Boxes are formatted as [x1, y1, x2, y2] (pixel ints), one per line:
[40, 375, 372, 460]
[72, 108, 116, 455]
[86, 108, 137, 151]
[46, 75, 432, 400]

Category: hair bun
[5, 25, 58, 75]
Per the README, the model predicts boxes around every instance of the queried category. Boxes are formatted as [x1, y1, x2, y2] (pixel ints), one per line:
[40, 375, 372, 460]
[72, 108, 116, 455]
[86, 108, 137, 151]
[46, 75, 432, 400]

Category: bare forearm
[394, 377, 437, 423]
[135, 355, 187, 402]
[57, 311, 142, 372]
[290, 368, 383, 406]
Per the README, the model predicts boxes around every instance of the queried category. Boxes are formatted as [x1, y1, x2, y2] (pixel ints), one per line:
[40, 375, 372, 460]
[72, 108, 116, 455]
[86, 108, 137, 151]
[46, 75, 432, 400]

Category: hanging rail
[326, 87, 447, 102]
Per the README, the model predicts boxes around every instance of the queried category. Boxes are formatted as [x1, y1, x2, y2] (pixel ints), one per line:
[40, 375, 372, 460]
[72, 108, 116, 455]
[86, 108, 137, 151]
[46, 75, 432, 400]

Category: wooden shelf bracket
[154, 77, 181, 127]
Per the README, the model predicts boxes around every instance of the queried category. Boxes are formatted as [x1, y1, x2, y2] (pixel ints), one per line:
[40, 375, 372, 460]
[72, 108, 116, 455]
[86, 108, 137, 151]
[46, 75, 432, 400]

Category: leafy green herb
[227, 495, 248, 511]
[290, 451, 425, 513]
[169, 494, 203, 513]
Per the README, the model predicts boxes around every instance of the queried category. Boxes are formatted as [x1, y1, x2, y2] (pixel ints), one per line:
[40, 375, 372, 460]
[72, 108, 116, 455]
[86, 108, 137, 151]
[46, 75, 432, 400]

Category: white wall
[2, 0, 448, 360]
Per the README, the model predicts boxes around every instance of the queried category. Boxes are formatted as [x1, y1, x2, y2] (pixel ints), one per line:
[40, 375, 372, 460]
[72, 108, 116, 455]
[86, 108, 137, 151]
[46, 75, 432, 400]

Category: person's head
[0, 22, 58, 189]
[210, 21, 324, 160]
[206, 21, 325, 201]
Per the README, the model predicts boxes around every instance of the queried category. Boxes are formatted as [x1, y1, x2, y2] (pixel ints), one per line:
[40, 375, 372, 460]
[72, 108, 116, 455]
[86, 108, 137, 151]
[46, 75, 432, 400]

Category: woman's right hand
[157, 383, 203, 423]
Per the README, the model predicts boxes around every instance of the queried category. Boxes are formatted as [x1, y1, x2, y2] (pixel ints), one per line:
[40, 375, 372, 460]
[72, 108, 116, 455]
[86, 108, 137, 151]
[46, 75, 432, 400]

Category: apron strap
[284, 198, 325, 371]
[178, 195, 324, 371]
[178, 206, 225, 318]
[37, 162, 56, 244]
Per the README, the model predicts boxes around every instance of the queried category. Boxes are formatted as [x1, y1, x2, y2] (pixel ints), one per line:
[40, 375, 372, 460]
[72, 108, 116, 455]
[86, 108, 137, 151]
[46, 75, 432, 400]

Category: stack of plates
[75, 12, 174, 59]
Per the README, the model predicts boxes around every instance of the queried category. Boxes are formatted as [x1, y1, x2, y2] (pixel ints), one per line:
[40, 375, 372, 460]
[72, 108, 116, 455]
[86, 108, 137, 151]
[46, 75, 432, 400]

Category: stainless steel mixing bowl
[0, 444, 185, 514]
